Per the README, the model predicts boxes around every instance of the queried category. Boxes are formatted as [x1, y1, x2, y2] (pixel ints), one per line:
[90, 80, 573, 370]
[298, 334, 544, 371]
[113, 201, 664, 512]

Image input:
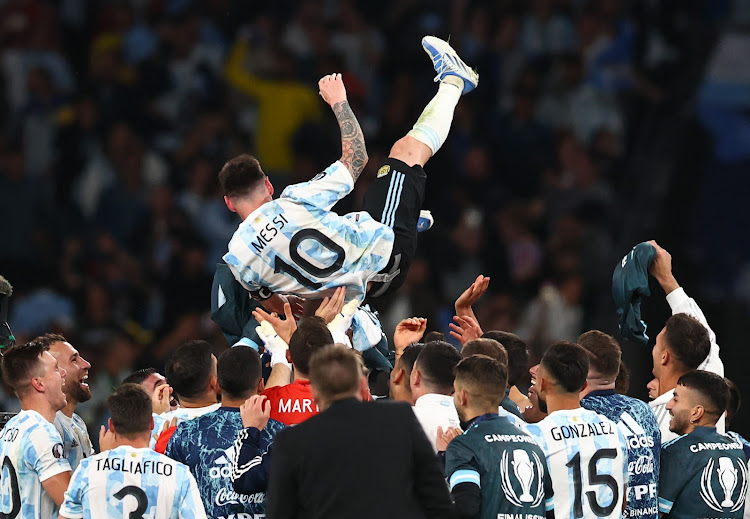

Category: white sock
[406, 76, 464, 155]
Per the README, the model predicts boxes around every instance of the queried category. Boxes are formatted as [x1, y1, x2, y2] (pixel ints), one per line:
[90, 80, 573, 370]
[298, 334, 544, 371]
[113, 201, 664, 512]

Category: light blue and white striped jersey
[224, 161, 395, 301]
[0, 410, 72, 519]
[59, 446, 207, 519]
[523, 407, 629, 519]
[54, 412, 94, 472]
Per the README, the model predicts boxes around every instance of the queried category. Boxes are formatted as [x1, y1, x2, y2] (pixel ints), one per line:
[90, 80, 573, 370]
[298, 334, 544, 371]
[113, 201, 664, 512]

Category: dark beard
[67, 383, 92, 404]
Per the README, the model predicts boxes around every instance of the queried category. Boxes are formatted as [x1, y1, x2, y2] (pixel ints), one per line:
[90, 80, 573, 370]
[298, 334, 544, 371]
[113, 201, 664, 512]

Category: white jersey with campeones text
[60, 446, 206, 519]
[224, 161, 395, 301]
[523, 407, 629, 519]
[0, 410, 72, 519]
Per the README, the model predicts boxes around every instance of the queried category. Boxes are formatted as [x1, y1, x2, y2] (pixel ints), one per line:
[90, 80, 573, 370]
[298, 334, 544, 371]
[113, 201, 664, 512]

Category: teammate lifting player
[220, 36, 478, 310]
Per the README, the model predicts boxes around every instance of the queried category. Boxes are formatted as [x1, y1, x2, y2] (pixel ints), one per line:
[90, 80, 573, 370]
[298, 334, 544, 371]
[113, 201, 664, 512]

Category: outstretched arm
[318, 74, 368, 181]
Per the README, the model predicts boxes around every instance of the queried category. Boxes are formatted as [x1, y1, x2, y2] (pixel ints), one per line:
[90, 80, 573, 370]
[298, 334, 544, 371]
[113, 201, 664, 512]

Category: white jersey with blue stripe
[523, 407, 629, 519]
[224, 161, 395, 301]
[0, 410, 72, 519]
[54, 412, 94, 472]
[59, 446, 207, 519]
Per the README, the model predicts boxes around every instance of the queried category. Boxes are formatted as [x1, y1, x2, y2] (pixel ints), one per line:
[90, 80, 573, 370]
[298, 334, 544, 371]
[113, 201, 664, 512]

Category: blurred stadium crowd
[1, 0, 749, 434]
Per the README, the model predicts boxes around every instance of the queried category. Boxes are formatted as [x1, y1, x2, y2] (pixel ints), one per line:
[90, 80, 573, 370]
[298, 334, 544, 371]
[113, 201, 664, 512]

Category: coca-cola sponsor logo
[627, 455, 655, 475]
[215, 488, 265, 507]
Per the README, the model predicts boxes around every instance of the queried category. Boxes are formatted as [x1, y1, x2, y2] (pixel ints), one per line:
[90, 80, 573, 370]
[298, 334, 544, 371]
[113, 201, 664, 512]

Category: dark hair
[121, 368, 158, 386]
[677, 370, 728, 418]
[29, 333, 68, 349]
[615, 360, 630, 394]
[664, 314, 710, 370]
[309, 345, 360, 402]
[218, 154, 266, 198]
[165, 340, 214, 400]
[415, 341, 461, 394]
[577, 330, 621, 378]
[482, 331, 528, 387]
[398, 344, 425, 394]
[108, 384, 153, 436]
[540, 341, 590, 393]
[218, 346, 262, 400]
[423, 331, 445, 343]
[455, 354, 508, 407]
[289, 317, 333, 376]
[462, 338, 508, 366]
[1, 340, 51, 395]
[725, 378, 741, 428]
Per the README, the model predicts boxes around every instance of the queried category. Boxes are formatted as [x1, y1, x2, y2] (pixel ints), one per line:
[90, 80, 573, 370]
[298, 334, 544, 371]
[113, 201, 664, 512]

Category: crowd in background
[1, 0, 749, 434]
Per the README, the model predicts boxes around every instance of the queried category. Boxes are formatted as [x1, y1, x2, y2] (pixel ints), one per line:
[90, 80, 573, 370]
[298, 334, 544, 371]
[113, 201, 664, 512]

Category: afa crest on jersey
[377, 165, 390, 178]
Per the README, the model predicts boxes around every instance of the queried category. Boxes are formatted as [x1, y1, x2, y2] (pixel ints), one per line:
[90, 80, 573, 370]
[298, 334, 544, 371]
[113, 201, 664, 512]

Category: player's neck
[60, 399, 77, 418]
[177, 393, 218, 409]
[116, 435, 151, 449]
[581, 376, 615, 397]
[462, 405, 496, 422]
[545, 393, 582, 414]
[236, 198, 264, 221]
[220, 397, 246, 408]
[293, 370, 309, 383]
[21, 399, 57, 423]
[657, 370, 682, 397]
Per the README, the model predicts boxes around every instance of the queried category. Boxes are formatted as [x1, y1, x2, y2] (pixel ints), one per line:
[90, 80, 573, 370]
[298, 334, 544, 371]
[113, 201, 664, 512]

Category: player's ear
[358, 375, 369, 400]
[661, 349, 669, 366]
[392, 367, 404, 385]
[108, 418, 115, 435]
[265, 177, 274, 197]
[30, 376, 44, 392]
[224, 195, 236, 213]
[285, 350, 292, 364]
[149, 416, 154, 432]
[692, 405, 705, 423]
[256, 377, 265, 395]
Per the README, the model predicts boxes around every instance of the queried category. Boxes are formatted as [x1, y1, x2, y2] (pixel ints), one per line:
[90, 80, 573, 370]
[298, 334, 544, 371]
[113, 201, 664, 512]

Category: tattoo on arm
[332, 100, 368, 181]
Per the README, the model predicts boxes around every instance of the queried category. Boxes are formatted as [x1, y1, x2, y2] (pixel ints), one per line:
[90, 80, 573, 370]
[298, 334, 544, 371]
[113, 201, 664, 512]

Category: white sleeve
[666, 287, 723, 376]
[279, 161, 354, 211]
[27, 425, 72, 482]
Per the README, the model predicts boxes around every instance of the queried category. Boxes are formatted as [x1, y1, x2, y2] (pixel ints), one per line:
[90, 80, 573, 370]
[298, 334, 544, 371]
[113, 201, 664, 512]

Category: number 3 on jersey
[565, 449, 620, 518]
[274, 229, 345, 290]
[113, 486, 148, 519]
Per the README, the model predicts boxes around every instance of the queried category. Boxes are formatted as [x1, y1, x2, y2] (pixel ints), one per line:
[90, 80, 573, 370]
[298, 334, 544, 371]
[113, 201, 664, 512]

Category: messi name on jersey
[95, 456, 174, 475]
[249, 214, 289, 253]
[550, 421, 616, 441]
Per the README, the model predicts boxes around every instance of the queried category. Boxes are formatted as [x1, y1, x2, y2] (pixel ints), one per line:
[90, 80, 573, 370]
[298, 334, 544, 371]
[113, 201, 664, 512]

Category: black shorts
[362, 158, 426, 298]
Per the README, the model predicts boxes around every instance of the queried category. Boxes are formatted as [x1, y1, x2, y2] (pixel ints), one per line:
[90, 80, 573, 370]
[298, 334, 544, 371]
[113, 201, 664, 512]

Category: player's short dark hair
[397, 343, 424, 394]
[664, 314, 710, 370]
[423, 331, 445, 343]
[540, 341, 590, 393]
[482, 331, 528, 387]
[108, 384, 153, 436]
[415, 341, 461, 394]
[462, 338, 507, 366]
[725, 378, 741, 427]
[577, 330, 621, 378]
[289, 317, 333, 376]
[121, 368, 158, 386]
[165, 340, 215, 400]
[218, 346, 262, 400]
[1, 340, 50, 395]
[455, 354, 508, 408]
[29, 333, 68, 349]
[309, 345, 361, 403]
[677, 370, 728, 417]
[219, 154, 266, 198]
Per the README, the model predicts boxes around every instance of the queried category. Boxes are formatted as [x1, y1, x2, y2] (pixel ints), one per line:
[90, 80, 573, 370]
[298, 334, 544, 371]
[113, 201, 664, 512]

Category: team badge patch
[52, 443, 64, 458]
[377, 165, 390, 178]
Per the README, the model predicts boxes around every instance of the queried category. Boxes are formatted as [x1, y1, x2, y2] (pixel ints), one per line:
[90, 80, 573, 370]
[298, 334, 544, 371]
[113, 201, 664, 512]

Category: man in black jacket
[266, 345, 454, 519]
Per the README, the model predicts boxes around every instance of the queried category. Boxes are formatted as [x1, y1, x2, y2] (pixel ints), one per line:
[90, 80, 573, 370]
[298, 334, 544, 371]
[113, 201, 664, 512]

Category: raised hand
[449, 315, 483, 345]
[455, 274, 490, 321]
[436, 426, 462, 451]
[253, 303, 297, 345]
[315, 287, 346, 324]
[394, 317, 427, 359]
[240, 395, 271, 430]
[647, 240, 679, 294]
[318, 73, 347, 107]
